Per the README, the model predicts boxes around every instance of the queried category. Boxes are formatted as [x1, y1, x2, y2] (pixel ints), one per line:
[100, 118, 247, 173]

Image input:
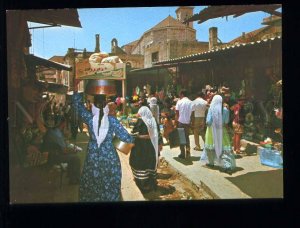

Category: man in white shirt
[191, 91, 208, 151]
[175, 89, 193, 159]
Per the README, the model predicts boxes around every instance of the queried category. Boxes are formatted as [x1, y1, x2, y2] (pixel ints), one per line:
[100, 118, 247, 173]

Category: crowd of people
[120, 83, 245, 176]
[24, 80, 249, 201]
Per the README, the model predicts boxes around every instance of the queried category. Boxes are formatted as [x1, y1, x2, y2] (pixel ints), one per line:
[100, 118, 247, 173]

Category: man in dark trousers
[175, 89, 193, 159]
[43, 117, 81, 184]
[69, 102, 83, 140]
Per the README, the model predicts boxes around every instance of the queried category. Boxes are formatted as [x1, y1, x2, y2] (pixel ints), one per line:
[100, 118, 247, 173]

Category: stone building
[110, 38, 144, 70]
[122, 6, 209, 68]
[228, 15, 281, 45]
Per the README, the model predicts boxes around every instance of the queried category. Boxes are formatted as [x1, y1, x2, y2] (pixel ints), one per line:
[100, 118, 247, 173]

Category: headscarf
[92, 104, 109, 148]
[138, 106, 159, 167]
[149, 97, 157, 105]
[209, 95, 223, 158]
[149, 97, 159, 123]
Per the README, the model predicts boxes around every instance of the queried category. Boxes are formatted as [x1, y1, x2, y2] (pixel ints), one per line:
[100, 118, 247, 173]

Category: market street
[6, 6, 283, 205]
[69, 132, 280, 200]
[161, 136, 283, 199]
[10, 127, 282, 203]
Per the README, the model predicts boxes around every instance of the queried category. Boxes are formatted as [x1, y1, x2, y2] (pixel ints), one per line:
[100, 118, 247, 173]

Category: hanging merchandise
[135, 86, 140, 96]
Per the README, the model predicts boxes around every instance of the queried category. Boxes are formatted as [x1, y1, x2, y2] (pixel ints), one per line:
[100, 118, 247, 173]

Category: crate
[258, 147, 283, 168]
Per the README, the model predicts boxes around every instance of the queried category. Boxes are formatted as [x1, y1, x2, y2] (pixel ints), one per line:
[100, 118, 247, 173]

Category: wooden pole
[122, 79, 126, 114]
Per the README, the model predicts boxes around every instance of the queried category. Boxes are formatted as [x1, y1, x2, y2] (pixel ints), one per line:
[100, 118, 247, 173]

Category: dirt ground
[142, 158, 213, 201]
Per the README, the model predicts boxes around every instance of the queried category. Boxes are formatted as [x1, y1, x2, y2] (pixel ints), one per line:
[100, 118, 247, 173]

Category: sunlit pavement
[160, 136, 283, 199]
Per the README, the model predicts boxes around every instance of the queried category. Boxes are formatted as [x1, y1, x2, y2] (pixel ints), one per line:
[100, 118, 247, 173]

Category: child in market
[162, 112, 175, 145]
[230, 97, 246, 154]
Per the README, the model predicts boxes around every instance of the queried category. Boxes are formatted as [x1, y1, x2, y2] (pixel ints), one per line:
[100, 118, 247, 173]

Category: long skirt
[129, 138, 157, 191]
[200, 126, 236, 170]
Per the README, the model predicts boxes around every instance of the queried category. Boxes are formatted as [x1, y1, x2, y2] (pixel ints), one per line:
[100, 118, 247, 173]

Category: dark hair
[210, 88, 217, 93]
[139, 98, 148, 107]
[179, 89, 188, 97]
[197, 91, 205, 98]
[94, 95, 106, 136]
[98, 103, 104, 136]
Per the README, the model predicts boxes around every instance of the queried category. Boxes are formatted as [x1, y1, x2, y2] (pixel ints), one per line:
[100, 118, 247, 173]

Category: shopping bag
[169, 128, 186, 149]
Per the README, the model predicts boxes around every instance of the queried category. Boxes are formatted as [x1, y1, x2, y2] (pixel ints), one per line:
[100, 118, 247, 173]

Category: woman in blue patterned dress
[72, 92, 133, 202]
[200, 95, 236, 174]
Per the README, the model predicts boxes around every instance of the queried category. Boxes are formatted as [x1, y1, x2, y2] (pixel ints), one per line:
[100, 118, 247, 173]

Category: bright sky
[28, 6, 282, 59]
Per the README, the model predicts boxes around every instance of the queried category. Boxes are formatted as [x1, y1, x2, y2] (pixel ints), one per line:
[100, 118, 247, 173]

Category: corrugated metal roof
[25, 54, 72, 71]
[153, 36, 281, 65]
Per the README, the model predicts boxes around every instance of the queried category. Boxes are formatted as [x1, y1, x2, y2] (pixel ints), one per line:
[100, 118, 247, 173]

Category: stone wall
[168, 40, 209, 59]
[131, 27, 196, 56]
[143, 40, 209, 68]
[117, 53, 144, 69]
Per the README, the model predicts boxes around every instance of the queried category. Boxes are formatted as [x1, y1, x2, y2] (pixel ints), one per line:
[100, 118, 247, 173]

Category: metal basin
[85, 79, 116, 96]
[112, 137, 135, 155]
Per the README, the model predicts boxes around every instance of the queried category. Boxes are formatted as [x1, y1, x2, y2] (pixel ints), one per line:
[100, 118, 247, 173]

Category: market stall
[75, 52, 127, 114]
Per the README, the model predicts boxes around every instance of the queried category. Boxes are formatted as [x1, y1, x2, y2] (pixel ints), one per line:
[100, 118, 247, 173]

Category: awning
[24, 9, 82, 28]
[128, 66, 170, 77]
[153, 36, 281, 65]
[24, 54, 72, 71]
[185, 5, 282, 24]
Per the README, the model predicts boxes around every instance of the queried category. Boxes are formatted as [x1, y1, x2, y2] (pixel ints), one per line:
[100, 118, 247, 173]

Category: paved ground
[9, 130, 144, 204]
[9, 128, 283, 204]
[160, 135, 283, 199]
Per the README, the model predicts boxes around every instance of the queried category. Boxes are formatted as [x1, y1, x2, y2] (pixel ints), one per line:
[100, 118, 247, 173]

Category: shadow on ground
[173, 157, 193, 165]
[142, 185, 176, 200]
[202, 165, 244, 175]
[234, 154, 243, 159]
[190, 156, 201, 161]
[10, 132, 89, 204]
[157, 173, 172, 179]
[225, 169, 283, 198]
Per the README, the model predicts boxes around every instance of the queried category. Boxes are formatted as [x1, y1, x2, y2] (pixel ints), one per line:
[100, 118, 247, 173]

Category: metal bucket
[85, 79, 116, 96]
[112, 137, 135, 155]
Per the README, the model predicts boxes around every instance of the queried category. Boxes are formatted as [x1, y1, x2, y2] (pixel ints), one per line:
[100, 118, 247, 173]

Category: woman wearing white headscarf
[129, 106, 163, 192]
[200, 95, 236, 174]
[72, 92, 134, 202]
[149, 96, 160, 124]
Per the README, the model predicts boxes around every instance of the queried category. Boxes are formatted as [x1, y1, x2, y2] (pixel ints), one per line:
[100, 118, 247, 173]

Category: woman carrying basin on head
[72, 80, 134, 202]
